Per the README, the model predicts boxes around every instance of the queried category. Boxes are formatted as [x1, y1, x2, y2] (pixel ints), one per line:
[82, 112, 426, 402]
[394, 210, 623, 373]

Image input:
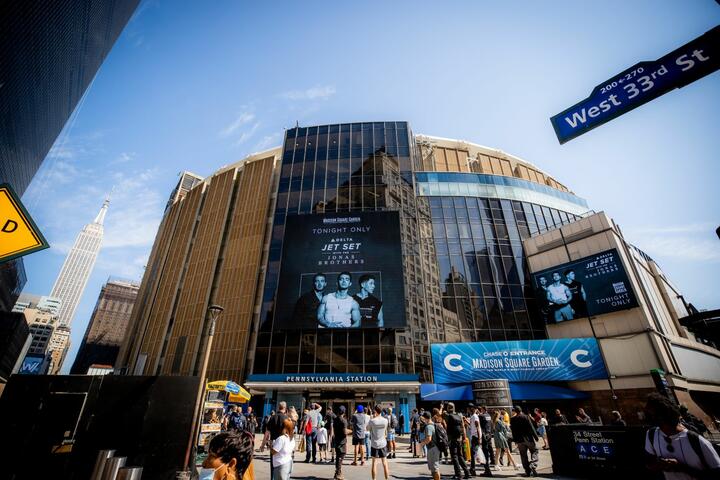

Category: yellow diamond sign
[0, 183, 49, 263]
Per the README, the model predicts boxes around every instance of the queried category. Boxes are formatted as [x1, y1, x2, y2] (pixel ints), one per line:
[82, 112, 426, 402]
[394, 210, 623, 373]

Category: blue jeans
[305, 430, 317, 461]
[364, 434, 370, 459]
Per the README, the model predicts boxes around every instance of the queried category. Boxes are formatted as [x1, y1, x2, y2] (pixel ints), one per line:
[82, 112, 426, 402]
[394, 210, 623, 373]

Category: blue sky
[21, 1, 719, 372]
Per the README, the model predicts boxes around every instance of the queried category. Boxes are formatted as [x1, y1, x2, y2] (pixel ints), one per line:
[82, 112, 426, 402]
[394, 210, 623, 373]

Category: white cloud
[280, 85, 336, 101]
[626, 223, 720, 263]
[253, 132, 283, 151]
[233, 122, 260, 146]
[111, 152, 135, 164]
[220, 111, 256, 137]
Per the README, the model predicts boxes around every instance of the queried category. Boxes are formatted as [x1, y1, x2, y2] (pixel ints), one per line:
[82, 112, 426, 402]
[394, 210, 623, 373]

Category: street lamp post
[183, 304, 224, 472]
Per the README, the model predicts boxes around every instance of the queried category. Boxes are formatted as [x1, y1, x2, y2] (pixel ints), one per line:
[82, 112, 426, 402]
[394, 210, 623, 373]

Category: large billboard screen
[531, 249, 638, 324]
[275, 211, 406, 329]
[431, 338, 607, 384]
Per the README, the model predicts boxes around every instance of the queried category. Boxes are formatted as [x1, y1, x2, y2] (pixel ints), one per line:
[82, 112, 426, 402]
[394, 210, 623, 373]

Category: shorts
[387, 431, 395, 441]
[371, 447, 387, 458]
[426, 446, 441, 473]
[318, 443, 327, 451]
[352, 437, 364, 445]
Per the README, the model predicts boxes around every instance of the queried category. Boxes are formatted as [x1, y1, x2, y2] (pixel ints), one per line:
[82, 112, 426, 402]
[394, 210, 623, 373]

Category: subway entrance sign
[551, 26, 720, 144]
[0, 183, 49, 262]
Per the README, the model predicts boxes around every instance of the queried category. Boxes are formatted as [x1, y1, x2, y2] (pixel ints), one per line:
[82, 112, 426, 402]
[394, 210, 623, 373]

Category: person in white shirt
[272, 419, 296, 480]
[368, 405, 390, 480]
[547, 271, 574, 322]
[317, 423, 329, 463]
[645, 393, 720, 480]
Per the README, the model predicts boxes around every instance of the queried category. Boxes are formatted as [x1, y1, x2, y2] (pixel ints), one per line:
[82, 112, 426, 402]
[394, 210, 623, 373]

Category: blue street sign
[551, 26, 719, 144]
[431, 338, 607, 384]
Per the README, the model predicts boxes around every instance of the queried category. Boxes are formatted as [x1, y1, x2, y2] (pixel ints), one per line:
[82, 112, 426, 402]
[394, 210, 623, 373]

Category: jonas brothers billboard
[532, 249, 638, 324]
[275, 211, 406, 329]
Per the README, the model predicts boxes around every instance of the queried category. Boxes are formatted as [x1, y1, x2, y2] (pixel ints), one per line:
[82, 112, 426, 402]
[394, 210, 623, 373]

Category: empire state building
[50, 198, 108, 328]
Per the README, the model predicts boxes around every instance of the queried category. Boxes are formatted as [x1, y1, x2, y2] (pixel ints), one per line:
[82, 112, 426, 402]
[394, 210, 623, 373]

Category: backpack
[647, 427, 720, 472]
[389, 414, 398, 429]
[432, 423, 449, 454]
[305, 418, 313, 434]
[228, 412, 245, 431]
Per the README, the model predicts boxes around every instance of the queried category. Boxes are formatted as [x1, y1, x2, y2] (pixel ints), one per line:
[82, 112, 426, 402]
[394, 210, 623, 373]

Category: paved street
[252, 435, 568, 479]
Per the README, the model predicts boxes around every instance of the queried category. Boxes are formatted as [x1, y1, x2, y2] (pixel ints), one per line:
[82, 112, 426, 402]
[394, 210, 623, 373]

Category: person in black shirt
[534, 276, 551, 323]
[509, 406, 539, 477]
[564, 269, 588, 318]
[293, 273, 327, 328]
[443, 402, 470, 479]
[352, 274, 384, 328]
[478, 406, 496, 476]
[332, 405, 352, 480]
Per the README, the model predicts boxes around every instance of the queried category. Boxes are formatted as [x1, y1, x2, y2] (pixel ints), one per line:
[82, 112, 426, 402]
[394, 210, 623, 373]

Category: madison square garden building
[117, 121, 720, 427]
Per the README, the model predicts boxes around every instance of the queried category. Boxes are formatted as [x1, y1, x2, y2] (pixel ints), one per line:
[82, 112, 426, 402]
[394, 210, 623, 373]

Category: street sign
[551, 26, 720, 144]
[0, 183, 49, 263]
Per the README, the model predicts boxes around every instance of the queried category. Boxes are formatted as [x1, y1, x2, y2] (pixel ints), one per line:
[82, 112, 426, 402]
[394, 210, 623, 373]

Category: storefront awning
[420, 382, 589, 401]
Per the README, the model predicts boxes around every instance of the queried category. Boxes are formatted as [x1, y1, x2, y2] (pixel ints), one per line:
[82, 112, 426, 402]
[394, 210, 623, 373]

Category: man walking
[305, 403, 322, 463]
[510, 405, 539, 477]
[351, 405, 368, 465]
[368, 406, 390, 480]
[325, 406, 337, 464]
[332, 405, 352, 480]
[478, 406, 496, 476]
[444, 402, 471, 479]
[385, 407, 398, 458]
[467, 405, 481, 475]
[420, 411, 441, 480]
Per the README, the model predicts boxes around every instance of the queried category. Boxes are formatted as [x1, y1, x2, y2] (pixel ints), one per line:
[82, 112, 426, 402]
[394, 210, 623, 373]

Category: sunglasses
[663, 435, 674, 453]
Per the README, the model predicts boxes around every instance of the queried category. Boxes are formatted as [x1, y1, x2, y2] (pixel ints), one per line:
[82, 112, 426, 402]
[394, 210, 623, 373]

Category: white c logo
[570, 349, 592, 368]
[444, 354, 464, 372]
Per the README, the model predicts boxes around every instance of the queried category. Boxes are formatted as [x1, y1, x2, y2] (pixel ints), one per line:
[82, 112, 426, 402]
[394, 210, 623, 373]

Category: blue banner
[551, 26, 719, 144]
[247, 373, 419, 384]
[431, 338, 607, 384]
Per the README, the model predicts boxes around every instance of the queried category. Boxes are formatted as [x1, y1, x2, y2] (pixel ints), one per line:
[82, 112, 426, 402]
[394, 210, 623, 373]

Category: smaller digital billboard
[531, 249, 638, 324]
[274, 211, 406, 329]
[19, 354, 45, 375]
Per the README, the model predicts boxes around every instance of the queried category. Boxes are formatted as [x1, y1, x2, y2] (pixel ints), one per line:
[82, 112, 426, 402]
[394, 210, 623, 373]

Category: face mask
[198, 464, 226, 480]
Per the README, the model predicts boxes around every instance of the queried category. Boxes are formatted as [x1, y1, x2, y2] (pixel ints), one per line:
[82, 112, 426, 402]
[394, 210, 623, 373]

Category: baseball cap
[422, 411, 432, 419]
[339, 406, 346, 414]
[357, 405, 364, 413]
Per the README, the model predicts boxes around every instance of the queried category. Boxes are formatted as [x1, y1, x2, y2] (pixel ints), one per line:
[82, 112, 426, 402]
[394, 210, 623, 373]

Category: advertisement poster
[431, 338, 607, 384]
[19, 354, 45, 375]
[275, 211, 406, 329]
[531, 249, 638, 324]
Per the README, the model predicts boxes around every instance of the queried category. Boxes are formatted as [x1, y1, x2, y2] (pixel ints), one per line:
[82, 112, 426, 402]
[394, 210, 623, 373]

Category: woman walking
[492, 411, 518, 471]
[272, 419, 296, 480]
[538, 412, 549, 449]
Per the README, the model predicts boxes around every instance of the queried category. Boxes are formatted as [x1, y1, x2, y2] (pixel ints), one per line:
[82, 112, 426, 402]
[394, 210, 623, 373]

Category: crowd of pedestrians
[206, 396, 719, 480]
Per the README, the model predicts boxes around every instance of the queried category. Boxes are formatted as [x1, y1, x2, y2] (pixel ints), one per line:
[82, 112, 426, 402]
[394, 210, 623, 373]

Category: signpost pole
[183, 304, 224, 472]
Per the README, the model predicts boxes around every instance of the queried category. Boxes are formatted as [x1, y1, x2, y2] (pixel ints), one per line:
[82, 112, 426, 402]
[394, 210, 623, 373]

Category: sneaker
[530, 468, 537, 477]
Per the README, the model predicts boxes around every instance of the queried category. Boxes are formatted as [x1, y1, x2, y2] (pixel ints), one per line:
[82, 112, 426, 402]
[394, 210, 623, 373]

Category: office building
[117, 122, 718, 425]
[71, 278, 139, 374]
[0, 0, 140, 196]
[50, 199, 108, 328]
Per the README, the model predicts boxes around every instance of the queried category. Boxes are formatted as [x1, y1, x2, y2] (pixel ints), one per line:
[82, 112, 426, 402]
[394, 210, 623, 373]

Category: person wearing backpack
[645, 393, 720, 480]
[386, 407, 398, 459]
[443, 402, 471, 479]
[225, 405, 246, 433]
[420, 411, 441, 480]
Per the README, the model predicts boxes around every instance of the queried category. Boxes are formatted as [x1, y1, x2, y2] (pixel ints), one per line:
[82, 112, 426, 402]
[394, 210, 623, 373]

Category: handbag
[475, 444, 486, 465]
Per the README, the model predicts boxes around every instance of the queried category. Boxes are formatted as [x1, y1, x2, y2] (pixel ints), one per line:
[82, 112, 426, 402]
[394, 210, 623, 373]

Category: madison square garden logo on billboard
[431, 338, 608, 384]
[275, 211, 406, 329]
[532, 249, 638, 324]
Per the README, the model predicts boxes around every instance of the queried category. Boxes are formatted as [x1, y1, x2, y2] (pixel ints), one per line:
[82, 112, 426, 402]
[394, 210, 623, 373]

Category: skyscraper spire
[50, 197, 107, 330]
[94, 196, 110, 225]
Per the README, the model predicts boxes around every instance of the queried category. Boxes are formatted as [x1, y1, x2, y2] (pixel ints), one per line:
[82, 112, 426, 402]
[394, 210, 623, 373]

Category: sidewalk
[252, 434, 572, 479]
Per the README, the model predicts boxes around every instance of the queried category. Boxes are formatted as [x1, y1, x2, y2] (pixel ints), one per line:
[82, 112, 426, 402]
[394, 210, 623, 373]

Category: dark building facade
[71, 278, 139, 374]
[0, 0, 140, 196]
